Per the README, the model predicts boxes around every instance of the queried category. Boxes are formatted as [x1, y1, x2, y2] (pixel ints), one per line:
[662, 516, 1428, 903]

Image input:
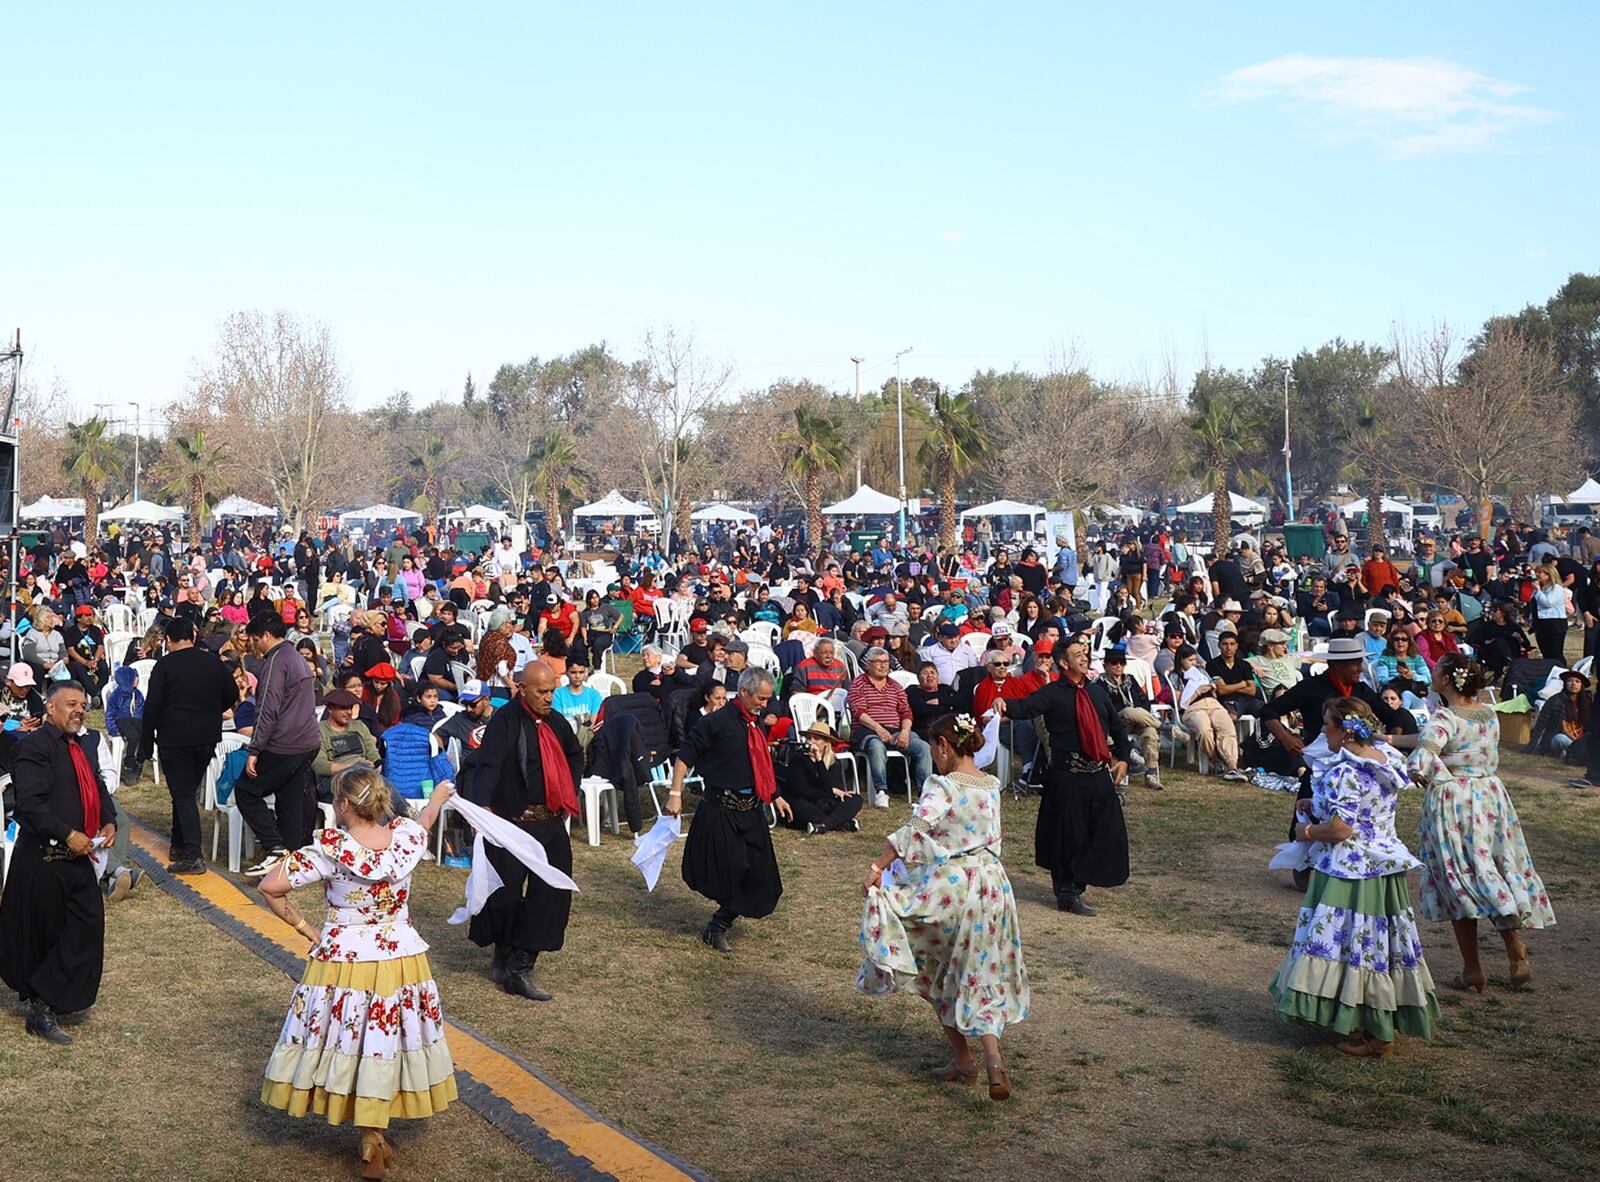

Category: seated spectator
[1372, 630, 1430, 709]
[312, 688, 380, 800]
[1175, 644, 1247, 780]
[778, 724, 863, 834]
[904, 661, 948, 741]
[923, 621, 979, 686]
[225, 665, 257, 736]
[403, 683, 448, 728]
[105, 663, 146, 786]
[972, 647, 1046, 782]
[792, 637, 850, 697]
[1527, 668, 1589, 762]
[1100, 647, 1161, 790]
[1248, 628, 1302, 697]
[1361, 610, 1391, 661]
[1152, 622, 1188, 684]
[1294, 576, 1341, 638]
[1416, 611, 1461, 668]
[677, 618, 714, 671]
[553, 657, 603, 724]
[847, 646, 932, 807]
[1206, 628, 1262, 717]
[781, 599, 820, 640]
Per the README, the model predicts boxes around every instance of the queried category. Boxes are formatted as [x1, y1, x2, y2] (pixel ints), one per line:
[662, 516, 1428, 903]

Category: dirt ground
[9, 684, 1594, 1182]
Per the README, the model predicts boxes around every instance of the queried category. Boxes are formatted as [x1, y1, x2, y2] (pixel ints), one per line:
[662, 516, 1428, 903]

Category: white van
[1410, 503, 1442, 533]
[1542, 499, 1595, 530]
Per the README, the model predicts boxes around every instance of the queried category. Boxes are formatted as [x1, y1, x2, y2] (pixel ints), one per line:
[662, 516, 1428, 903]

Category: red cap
[689, 617, 709, 631]
[75, 605, 95, 616]
[363, 663, 399, 681]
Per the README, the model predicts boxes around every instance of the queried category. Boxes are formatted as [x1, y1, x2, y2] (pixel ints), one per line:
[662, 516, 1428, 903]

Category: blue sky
[9, 2, 1596, 417]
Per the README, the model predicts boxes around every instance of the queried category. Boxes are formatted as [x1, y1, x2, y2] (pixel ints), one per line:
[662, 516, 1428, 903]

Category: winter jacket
[105, 665, 144, 737]
[381, 719, 454, 800]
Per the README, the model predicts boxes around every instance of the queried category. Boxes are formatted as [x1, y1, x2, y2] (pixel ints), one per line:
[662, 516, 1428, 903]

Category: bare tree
[1393, 322, 1581, 537]
[184, 311, 351, 531]
[627, 327, 733, 554]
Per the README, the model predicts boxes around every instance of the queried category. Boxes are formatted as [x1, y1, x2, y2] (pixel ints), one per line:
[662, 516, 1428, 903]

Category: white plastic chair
[103, 603, 136, 635]
[203, 733, 254, 871]
[958, 632, 989, 656]
[127, 659, 161, 783]
[577, 775, 620, 846]
[746, 644, 780, 675]
[588, 672, 626, 698]
[889, 670, 918, 689]
[739, 622, 779, 649]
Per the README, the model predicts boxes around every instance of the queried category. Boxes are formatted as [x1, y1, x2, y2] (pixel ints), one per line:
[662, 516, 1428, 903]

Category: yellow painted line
[130, 821, 696, 1182]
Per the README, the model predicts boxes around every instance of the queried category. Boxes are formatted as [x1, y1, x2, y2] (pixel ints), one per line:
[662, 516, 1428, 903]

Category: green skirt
[1269, 870, 1439, 1042]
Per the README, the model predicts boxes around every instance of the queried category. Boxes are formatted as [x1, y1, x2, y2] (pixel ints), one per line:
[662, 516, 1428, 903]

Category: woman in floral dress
[1270, 698, 1438, 1057]
[258, 768, 458, 1180]
[1407, 653, 1554, 992]
[859, 713, 1029, 1100]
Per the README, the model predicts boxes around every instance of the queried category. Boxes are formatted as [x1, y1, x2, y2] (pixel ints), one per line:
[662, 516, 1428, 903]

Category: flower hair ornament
[1451, 666, 1471, 691]
[952, 713, 980, 742]
[1341, 715, 1376, 743]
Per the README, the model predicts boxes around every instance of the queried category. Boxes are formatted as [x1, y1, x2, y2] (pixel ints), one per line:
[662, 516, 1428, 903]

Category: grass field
[2, 649, 1596, 1182]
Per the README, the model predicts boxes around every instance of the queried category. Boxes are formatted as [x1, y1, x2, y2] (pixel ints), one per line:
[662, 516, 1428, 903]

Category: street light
[850, 356, 865, 487]
[894, 347, 913, 543]
[1282, 369, 1295, 521]
[128, 400, 141, 502]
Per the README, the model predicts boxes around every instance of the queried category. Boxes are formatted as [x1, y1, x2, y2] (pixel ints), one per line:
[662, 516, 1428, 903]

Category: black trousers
[235, 748, 316, 854]
[782, 791, 863, 831]
[1533, 617, 1568, 661]
[159, 743, 213, 862]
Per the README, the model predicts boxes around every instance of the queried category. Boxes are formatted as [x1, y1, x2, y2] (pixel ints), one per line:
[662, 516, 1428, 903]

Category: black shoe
[503, 968, 552, 1001]
[701, 923, 732, 954]
[25, 1002, 73, 1046]
[490, 948, 508, 987]
[168, 858, 206, 876]
[1057, 893, 1097, 917]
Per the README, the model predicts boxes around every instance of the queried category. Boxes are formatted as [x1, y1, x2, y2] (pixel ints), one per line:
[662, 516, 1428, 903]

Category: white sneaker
[873, 790, 890, 809]
[243, 850, 289, 878]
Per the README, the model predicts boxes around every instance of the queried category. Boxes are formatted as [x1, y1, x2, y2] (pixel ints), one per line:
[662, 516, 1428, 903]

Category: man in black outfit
[136, 617, 238, 874]
[667, 667, 792, 952]
[466, 661, 583, 1001]
[1208, 546, 1251, 606]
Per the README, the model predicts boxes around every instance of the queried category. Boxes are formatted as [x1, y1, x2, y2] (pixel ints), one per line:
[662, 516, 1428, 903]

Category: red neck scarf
[66, 735, 102, 837]
[1066, 675, 1113, 764]
[519, 700, 579, 818]
[738, 700, 778, 803]
[1329, 668, 1359, 698]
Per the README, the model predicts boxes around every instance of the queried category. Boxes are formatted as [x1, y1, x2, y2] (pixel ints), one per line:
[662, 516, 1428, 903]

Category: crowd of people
[0, 501, 1586, 1175]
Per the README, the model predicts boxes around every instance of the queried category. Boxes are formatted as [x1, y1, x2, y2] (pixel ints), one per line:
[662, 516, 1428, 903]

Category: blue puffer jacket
[381, 720, 454, 800]
[105, 665, 144, 737]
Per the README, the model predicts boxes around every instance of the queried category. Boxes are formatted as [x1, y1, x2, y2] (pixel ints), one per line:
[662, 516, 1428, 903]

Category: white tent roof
[1097, 502, 1144, 521]
[444, 503, 512, 523]
[338, 503, 422, 524]
[821, 485, 901, 516]
[1339, 496, 1413, 517]
[959, 498, 1045, 518]
[691, 503, 758, 523]
[215, 494, 279, 518]
[1177, 491, 1267, 517]
[100, 499, 184, 523]
[574, 490, 654, 518]
[1567, 477, 1600, 504]
[20, 495, 86, 518]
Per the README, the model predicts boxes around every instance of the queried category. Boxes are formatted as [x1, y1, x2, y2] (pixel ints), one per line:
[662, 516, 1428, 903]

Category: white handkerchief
[974, 713, 1002, 770]
[1268, 841, 1315, 871]
[879, 857, 909, 889]
[631, 815, 683, 892]
[448, 832, 506, 925]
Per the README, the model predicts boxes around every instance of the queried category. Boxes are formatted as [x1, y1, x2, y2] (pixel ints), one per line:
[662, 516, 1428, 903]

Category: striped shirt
[847, 673, 911, 741]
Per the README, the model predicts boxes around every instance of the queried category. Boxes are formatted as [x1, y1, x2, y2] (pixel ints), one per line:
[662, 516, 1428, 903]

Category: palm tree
[62, 417, 124, 543]
[158, 427, 228, 546]
[1183, 387, 1269, 551]
[407, 435, 460, 524]
[784, 406, 850, 550]
[915, 392, 987, 549]
[526, 432, 584, 546]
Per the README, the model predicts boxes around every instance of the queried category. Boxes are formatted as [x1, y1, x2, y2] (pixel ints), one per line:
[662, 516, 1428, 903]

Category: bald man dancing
[466, 661, 584, 1001]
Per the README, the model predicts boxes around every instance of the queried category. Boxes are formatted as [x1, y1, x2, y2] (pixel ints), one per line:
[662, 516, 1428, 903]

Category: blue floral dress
[1407, 705, 1554, 930]
[857, 772, 1029, 1038]
[1269, 748, 1439, 1041]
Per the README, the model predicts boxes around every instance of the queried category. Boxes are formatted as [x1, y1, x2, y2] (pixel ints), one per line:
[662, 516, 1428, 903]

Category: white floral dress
[858, 771, 1029, 1038]
[1408, 705, 1555, 930]
[261, 819, 458, 1128]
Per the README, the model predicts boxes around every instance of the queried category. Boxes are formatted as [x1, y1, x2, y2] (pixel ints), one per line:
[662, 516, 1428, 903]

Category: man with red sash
[667, 668, 793, 953]
[466, 661, 583, 1000]
[0, 681, 117, 1044]
[995, 637, 1131, 917]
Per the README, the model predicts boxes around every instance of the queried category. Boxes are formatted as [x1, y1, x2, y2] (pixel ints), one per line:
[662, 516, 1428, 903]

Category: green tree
[158, 427, 228, 546]
[62, 417, 124, 543]
[407, 435, 460, 523]
[526, 432, 584, 545]
[915, 391, 987, 548]
[1338, 394, 1393, 555]
[785, 406, 850, 550]
[1184, 380, 1269, 550]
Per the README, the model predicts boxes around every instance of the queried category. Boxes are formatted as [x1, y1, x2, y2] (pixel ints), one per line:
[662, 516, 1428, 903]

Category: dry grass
[32, 633, 1600, 1182]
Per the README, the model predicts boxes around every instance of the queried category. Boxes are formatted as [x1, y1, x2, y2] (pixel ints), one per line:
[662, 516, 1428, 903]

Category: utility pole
[894, 347, 913, 544]
[1282, 368, 1296, 521]
[128, 400, 141, 501]
[850, 356, 865, 487]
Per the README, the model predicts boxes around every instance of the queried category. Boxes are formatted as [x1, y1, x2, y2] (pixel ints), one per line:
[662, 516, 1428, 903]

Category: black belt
[1065, 753, 1110, 774]
[517, 804, 557, 822]
[714, 790, 761, 812]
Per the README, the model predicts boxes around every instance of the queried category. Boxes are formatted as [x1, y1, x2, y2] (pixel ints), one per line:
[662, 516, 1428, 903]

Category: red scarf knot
[66, 734, 102, 839]
[1067, 676, 1114, 764]
[519, 699, 579, 818]
[738, 700, 778, 803]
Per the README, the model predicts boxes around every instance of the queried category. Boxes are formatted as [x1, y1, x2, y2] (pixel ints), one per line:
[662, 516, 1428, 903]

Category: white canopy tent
[444, 503, 512, 524]
[338, 503, 422, 525]
[1338, 496, 1413, 518]
[1096, 502, 1145, 523]
[959, 498, 1046, 519]
[574, 490, 654, 518]
[100, 499, 184, 523]
[691, 503, 758, 523]
[20, 496, 86, 519]
[1177, 491, 1267, 523]
[1566, 477, 1600, 504]
[821, 485, 901, 516]
[214, 494, 279, 518]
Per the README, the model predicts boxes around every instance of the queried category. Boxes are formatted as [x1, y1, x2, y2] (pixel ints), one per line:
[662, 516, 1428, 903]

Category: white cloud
[938, 230, 964, 242]
[1208, 54, 1559, 158]
[1524, 242, 1548, 258]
